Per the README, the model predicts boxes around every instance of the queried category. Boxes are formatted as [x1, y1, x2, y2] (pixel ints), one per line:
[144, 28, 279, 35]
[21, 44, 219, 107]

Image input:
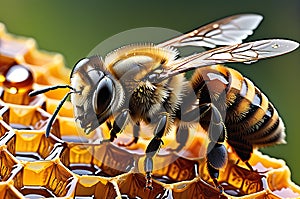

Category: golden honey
[0, 22, 300, 199]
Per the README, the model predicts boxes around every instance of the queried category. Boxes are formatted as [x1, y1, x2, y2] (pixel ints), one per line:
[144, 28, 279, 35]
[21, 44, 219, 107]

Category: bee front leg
[101, 109, 130, 143]
[144, 113, 169, 190]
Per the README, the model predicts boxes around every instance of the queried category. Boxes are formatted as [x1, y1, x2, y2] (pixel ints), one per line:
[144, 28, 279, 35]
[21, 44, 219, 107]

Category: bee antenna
[29, 85, 75, 97]
[45, 91, 73, 137]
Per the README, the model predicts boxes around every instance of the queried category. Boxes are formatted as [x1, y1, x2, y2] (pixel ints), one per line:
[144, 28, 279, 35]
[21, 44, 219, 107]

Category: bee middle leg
[144, 112, 169, 190]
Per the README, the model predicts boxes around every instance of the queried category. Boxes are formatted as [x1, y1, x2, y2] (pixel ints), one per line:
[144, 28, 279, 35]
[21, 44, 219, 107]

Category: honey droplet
[1, 64, 35, 104]
[3, 64, 34, 89]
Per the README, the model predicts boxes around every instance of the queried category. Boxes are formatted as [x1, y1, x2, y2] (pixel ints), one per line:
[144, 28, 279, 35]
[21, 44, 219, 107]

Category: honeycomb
[0, 22, 300, 199]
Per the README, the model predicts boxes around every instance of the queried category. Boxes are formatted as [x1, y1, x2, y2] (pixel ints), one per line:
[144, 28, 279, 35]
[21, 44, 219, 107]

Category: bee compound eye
[92, 76, 114, 115]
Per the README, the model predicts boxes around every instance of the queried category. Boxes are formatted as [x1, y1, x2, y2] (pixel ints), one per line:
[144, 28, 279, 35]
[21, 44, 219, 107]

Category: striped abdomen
[191, 65, 286, 152]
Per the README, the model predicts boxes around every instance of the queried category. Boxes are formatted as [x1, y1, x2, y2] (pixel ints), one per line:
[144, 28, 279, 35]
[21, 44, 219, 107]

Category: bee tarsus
[145, 171, 153, 191]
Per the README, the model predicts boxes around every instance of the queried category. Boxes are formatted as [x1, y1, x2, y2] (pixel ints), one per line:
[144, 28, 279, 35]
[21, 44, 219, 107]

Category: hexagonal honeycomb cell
[0, 22, 300, 199]
[13, 159, 77, 198]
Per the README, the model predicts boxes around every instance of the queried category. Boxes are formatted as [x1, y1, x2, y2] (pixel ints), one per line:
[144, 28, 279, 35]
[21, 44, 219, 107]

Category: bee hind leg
[204, 104, 228, 192]
[206, 142, 227, 193]
[245, 161, 254, 171]
[227, 138, 254, 171]
[207, 161, 224, 193]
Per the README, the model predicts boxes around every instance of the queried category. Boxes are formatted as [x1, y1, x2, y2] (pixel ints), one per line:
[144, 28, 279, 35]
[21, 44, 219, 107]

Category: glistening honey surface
[0, 22, 300, 199]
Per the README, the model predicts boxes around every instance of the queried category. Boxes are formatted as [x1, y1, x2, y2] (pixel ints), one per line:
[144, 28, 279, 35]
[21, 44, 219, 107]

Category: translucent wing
[158, 14, 263, 48]
[152, 39, 299, 82]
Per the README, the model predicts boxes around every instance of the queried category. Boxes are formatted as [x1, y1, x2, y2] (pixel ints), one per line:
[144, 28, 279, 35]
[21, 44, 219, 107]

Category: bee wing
[158, 14, 263, 48]
[154, 39, 299, 81]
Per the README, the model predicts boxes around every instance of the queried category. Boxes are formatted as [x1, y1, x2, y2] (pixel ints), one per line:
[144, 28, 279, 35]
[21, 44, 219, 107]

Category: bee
[29, 14, 299, 191]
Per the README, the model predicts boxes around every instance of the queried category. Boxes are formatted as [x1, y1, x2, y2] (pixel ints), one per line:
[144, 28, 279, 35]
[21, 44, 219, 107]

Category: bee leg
[228, 138, 253, 171]
[106, 121, 112, 130]
[207, 104, 226, 143]
[245, 161, 254, 171]
[110, 109, 130, 141]
[235, 159, 253, 171]
[118, 124, 140, 147]
[204, 104, 227, 192]
[169, 126, 189, 152]
[206, 142, 227, 193]
[101, 109, 130, 143]
[171, 104, 213, 152]
[207, 160, 222, 192]
[144, 113, 168, 190]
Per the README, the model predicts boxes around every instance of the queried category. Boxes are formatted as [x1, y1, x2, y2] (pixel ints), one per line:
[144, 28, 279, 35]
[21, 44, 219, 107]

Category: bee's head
[70, 56, 124, 134]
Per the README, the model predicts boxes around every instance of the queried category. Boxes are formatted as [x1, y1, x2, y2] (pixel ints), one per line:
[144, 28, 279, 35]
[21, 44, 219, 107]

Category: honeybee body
[29, 14, 298, 191]
[70, 45, 285, 173]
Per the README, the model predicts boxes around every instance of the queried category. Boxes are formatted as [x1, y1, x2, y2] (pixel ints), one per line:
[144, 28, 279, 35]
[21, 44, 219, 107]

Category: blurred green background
[0, 0, 299, 184]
